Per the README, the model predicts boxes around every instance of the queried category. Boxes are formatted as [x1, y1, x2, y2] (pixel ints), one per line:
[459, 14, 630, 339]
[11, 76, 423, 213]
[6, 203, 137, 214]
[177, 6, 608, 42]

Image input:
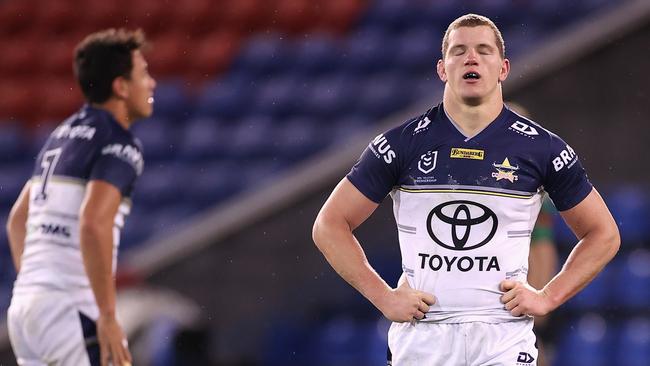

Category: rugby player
[6, 29, 156, 366]
[312, 14, 619, 365]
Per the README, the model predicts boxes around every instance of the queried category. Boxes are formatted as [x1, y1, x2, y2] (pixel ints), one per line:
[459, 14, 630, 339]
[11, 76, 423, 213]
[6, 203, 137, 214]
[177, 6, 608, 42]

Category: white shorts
[388, 319, 537, 366]
[7, 290, 100, 366]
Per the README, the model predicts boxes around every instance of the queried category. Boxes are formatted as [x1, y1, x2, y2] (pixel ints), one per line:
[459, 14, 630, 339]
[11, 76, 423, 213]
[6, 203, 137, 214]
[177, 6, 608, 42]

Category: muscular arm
[312, 178, 434, 322]
[543, 188, 620, 306]
[6, 181, 31, 272]
[502, 188, 620, 315]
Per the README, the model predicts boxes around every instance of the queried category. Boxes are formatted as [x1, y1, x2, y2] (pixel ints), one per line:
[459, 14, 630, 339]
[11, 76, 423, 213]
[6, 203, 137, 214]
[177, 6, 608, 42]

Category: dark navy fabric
[78, 312, 100, 366]
[33, 105, 143, 197]
[347, 104, 592, 211]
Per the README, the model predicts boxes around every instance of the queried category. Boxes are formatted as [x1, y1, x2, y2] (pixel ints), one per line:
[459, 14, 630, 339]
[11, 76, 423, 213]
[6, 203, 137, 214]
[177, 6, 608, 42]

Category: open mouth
[463, 72, 481, 80]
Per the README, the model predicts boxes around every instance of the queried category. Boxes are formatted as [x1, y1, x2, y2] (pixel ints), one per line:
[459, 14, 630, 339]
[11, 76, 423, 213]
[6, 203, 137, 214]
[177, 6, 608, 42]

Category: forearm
[542, 232, 619, 309]
[80, 221, 117, 316]
[313, 219, 391, 308]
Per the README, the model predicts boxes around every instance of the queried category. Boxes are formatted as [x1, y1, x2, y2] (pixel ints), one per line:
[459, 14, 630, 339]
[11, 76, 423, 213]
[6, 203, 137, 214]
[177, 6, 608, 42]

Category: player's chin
[460, 95, 483, 107]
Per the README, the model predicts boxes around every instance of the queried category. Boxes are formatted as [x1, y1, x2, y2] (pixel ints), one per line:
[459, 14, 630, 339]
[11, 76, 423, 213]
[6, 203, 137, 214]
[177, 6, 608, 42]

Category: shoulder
[377, 105, 440, 145]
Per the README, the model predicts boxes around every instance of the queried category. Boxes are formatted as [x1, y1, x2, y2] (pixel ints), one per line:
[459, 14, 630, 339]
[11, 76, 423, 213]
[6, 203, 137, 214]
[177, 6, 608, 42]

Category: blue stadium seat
[131, 117, 179, 162]
[231, 33, 292, 78]
[194, 73, 253, 120]
[555, 313, 614, 366]
[0, 164, 31, 206]
[354, 72, 413, 119]
[224, 114, 277, 160]
[183, 161, 242, 209]
[133, 163, 186, 210]
[253, 74, 300, 119]
[564, 262, 613, 310]
[612, 249, 650, 309]
[300, 73, 360, 120]
[272, 116, 329, 162]
[151, 80, 192, 121]
[176, 117, 231, 161]
[343, 27, 395, 75]
[614, 317, 650, 366]
[357, 0, 424, 33]
[606, 186, 650, 244]
[290, 34, 341, 77]
[0, 123, 29, 164]
[393, 25, 441, 73]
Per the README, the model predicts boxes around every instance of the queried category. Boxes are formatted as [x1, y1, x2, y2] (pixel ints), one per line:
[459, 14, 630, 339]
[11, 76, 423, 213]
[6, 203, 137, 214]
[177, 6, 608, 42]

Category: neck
[92, 99, 131, 130]
[442, 86, 504, 137]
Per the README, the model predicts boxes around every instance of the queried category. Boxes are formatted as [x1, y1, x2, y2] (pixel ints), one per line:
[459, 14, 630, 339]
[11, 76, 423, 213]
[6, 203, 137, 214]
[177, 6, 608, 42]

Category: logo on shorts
[516, 352, 535, 365]
[426, 201, 498, 250]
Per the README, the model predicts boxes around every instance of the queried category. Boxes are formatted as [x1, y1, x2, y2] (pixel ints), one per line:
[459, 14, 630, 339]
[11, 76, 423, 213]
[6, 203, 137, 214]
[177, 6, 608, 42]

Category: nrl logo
[418, 151, 438, 174]
[492, 158, 519, 183]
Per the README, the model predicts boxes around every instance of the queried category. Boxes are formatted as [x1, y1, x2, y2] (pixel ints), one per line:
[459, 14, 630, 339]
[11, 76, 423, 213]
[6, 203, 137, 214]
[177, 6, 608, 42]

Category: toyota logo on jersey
[426, 201, 498, 250]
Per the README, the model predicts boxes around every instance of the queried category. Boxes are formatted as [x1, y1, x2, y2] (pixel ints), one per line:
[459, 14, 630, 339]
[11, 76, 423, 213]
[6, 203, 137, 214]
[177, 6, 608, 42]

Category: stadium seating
[0, 1, 643, 365]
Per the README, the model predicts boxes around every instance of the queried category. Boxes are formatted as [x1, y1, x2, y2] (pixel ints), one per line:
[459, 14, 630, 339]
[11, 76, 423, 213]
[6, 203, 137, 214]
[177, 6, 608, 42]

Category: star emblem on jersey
[492, 158, 519, 183]
[418, 151, 438, 174]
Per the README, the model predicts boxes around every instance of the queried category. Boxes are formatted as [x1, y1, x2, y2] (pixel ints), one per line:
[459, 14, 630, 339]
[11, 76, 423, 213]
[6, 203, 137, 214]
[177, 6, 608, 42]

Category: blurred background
[0, 0, 648, 365]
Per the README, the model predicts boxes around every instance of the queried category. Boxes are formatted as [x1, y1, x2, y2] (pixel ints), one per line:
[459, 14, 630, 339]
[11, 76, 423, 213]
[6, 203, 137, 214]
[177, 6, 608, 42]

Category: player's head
[74, 28, 156, 121]
[437, 14, 509, 106]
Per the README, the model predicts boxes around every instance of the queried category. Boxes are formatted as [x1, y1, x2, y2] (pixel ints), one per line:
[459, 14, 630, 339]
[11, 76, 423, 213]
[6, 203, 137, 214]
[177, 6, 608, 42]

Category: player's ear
[498, 58, 510, 83]
[436, 59, 447, 82]
[112, 76, 129, 99]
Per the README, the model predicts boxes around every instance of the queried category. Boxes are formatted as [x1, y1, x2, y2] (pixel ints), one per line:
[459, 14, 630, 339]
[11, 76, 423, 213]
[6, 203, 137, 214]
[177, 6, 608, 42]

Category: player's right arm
[6, 181, 31, 272]
[80, 180, 132, 366]
[313, 179, 435, 322]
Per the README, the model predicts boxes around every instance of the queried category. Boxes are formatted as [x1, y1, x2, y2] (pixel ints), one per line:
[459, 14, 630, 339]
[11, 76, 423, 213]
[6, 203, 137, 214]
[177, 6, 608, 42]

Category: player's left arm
[6, 181, 31, 272]
[501, 188, 619, 316]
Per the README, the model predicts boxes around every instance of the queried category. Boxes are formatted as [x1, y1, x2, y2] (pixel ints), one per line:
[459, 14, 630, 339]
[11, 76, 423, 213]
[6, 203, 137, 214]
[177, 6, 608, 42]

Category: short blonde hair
[441, 14, 505, 59]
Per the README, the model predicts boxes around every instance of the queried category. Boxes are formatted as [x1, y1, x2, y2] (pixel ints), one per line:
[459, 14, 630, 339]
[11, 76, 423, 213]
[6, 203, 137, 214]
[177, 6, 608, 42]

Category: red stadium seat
[40, 37, 78, 78]
[40, 78, 83, 123]
[189, 31, 241, 81]
[172, 0, 222, 37]
[0, 0, 36, 36]
[316, 0, 367, 35]
[147, 32, 188, 78]
[220, 0, 272, 35]
[0, 78, 43, 125]
[0, 38, 40, 77]
[125, 0, 174, 37]
[32, 0, 81, 36]
[272, 0, 318, 35]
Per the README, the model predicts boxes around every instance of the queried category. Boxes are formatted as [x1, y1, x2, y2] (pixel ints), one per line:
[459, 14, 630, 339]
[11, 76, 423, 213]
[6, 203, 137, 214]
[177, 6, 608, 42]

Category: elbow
[79, 216, 106, 245]
[606, 225, 621, 260]
[312, 216, 325, 251]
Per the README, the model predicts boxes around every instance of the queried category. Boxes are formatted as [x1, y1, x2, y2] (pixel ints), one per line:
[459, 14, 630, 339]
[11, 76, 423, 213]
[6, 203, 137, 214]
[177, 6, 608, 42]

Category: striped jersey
[14, 105, 143, 299]
[347, 104, 592, 323]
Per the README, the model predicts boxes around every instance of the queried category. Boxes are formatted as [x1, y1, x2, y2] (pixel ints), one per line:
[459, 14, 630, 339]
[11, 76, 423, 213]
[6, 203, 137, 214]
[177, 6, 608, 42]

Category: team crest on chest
[492, 158, 519, 183]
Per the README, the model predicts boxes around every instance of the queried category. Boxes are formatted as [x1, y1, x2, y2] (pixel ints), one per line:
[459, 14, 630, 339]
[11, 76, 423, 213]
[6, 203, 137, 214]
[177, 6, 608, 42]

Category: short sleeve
[346, 131, 401, 203]
[543, 133, 592, 211]
[89, 141, 143, 197]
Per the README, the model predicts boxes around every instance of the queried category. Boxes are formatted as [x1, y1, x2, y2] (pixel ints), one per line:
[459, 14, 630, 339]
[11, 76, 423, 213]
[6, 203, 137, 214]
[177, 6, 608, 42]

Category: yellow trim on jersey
[31, 176, 87, 187]
[397, 187, 534, 199]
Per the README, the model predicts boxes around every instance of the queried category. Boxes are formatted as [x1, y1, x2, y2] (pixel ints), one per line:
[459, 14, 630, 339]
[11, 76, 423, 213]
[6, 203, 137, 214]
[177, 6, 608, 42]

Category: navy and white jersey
[347, 104, 592, 323]
[14, 105, 143, 298]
